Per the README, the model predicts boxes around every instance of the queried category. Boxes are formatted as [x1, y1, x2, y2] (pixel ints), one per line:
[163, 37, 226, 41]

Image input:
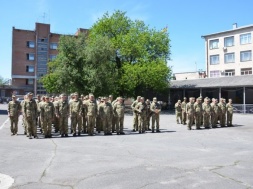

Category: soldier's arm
[131, 101, 135, 109]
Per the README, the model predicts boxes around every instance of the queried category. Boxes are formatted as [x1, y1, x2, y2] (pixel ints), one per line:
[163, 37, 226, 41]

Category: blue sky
[1, 0, 253, 79]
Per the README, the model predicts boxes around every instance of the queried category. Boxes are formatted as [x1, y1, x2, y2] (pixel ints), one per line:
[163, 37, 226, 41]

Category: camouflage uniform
[186, 97, 195, 130]
[181, 97, 187, 125]
[82, 95, 89, 133]
[96, 98, 103, 133]
[135, 97, 147, 133]
[35, 96, 41, 128]
[85, 95, 97, 136]
[38, 97, 45, 133]
[146, 99, 152, 130]
[111, 98, 118, 132]
[218, 99, 227, 127]
[21, 96, 28, 135]
[69, 93, 83, 136]
[113, 97, 125, 135]
[7, 95, 21, 135]
[131, 96, 141, 131]
[211, 99, 220, 128]
[150, 97, 161, 132]
[24, 93, 38, 139]
[194, 98, 202, 129]
[202, 98, 212, 129]
[175, 100, 182, 124]
[40, 97, 55, 138]
[53, 97, 60, 133]
[99, 98, 113, 135]
[226, 99, 233, 126]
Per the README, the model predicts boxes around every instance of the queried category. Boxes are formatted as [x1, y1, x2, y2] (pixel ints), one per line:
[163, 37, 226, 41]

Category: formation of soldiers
[174, 97, 234, 130]
[8, 93, 161, 139]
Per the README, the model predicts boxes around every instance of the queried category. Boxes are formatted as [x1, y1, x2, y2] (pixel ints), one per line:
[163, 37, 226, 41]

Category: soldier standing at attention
[85, 94, 97, 136]
[150, 97, 161, 133]
[24, 93, 38, 139]
[175, 100, 182, 124]
[8, 95, 21, 135]
[202, 97, 212, 129]
[96, 97, 103, 133]
[82, 95, 88, 133]
[38, 96, 45, 134]
[218, 98, 227, 127]
[21, 95, 28, 135]
[100, 97, 113, 135]
[35, 95, 41, 128]
[40, 96, 55, 138]
[146, 99, 152, 131]
[226, 99, 234, 126]
[131, 96, 141, 132]
[69, 92, 83, 136]
[111, 97, 118, 133]
[56, 94, 69, 137]
[135, 97, 147, 134]
[53, 96, 60, 133]
[181, 97, 187, 125]
[211, 98, 219, 128]
[194, 97, 202, 130]
[113, 97, 125, 135]
[186, 97, 195, 130]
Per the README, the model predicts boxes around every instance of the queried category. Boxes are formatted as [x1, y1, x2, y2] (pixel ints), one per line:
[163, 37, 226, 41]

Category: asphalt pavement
[0, 103, 253, 189]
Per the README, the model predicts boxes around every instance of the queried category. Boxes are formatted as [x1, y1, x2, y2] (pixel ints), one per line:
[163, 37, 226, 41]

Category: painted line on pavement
[0, 173, 14, 189]
[0, 118, 9, 130]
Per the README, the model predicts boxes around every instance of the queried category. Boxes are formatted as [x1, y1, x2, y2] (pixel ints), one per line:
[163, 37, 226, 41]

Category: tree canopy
[41, 10, 171, 97]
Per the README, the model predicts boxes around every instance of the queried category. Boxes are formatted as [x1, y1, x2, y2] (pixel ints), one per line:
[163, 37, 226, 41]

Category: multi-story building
[11, 22, 87, 95]
[202, 23, 253, 78]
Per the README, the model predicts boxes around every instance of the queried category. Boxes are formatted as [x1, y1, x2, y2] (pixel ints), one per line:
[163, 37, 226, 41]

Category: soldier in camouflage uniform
[53, 96, 60, 133]
[38, 96, 45, 134]
[21, 95, 28, 135]
[113, 97, 125, 135]
[135, 97, 147, 133]
[82, 95, 89, 133]
[211, 98, 220, 128]
[23, 93, 38, 139]
[194, 97, 202, 129]
[218, 98, 227, 127]
[8, 95, 21, 135]
[99, 97, 113, 135]
[175, 100, 182, 124]
[131, 96, 141, 132]
[111, 97, 118, 133]
[85, 94, 97, 136]
[55, 94, 69, 137]
[69, 92, 83, 136]
[35, 95, 41, 128]
[181, 97, 187, 125]
[186, 97, 195, 130]
[96, 97, 103, 133]
[40, 96, 55, 138]
[202, 97, 212, 129]
[146, 99, 152, 131]
[150, 97, 161, 133]
[226, 99, 233, 126]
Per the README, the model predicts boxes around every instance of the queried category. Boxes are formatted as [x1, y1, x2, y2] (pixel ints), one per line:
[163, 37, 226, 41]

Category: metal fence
[233, 104, 253, 114]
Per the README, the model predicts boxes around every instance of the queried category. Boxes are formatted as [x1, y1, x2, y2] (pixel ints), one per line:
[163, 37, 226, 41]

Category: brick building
[11, 22, 88, 95]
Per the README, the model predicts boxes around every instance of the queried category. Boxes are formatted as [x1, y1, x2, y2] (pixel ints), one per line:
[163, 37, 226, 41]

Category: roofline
[201, 24, 253, 38]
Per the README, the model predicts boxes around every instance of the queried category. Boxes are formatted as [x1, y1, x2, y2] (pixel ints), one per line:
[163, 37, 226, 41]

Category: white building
[202, 23, 253, 78]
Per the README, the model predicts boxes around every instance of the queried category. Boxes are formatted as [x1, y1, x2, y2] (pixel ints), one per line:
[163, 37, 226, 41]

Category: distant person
[7, 95, 21, 135]
[174, 100, 182, 124]
[226, 99, 233, 126]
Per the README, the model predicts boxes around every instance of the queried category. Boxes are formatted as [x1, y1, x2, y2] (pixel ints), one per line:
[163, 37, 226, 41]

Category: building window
[49, 54, 57, 61]
[26, 79, 34, 85]
[50, 43, 58, 50]
[26, 65, 34, 72]
[224, 69, 235, 76]
[240, 33, 251, 45]
[26, 53, 35, 61]
[224, 36, 234, 47]
[209, 39, 219, 49]
[27, 41, 35, 48]
[240, 50, 252, 62]
[241, 68, 252, 75]
[210, 70, 220, 78]
[224, 53, 235, 63]
[210, 55, 219, 65]
[38, 38, 48, 43]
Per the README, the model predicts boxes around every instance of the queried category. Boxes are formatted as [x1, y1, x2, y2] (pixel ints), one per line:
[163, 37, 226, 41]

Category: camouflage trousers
[152, 113, 160, 130]
[42, 118, 52, 136]
[115, 116, 124, 133]
[132, 112, 138, 130]
[103, 116, 112, 134]
[211, 113, 218, 127]
[138, 114, 146, 132]
[203, 113, 211, 128]
[87, 115, 96, 135]
[26, 116, 37, 137]
[59, 116, 68, 135]
[71, 115, 82, 134]
[96, 116, 102, 132]
[227, 111, 233, 126]
[146, 114, 151, 130]
[187, 114, 194, 130]
[220, 113, 226, 127]
[176, 112, 182, 124]
[82, 114, 87, 133]
[182, 110, 187, 124]
[10, 116, 18, 134]
[195, 113, 202, 129]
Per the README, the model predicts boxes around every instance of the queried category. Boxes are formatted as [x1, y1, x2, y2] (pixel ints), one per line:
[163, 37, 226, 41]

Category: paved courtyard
[0, 104, 253, 189]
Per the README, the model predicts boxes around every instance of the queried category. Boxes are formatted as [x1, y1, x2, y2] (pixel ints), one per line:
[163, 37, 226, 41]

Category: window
[224, 36, 234, 47]
[224, 69, 235, 76]
[27, 41, 35, 48]
[224, 53, 235, 63]
[50, 43, 58, 50]
[210, 55, 219, 65]
[210, 70, 220, 78]
[241, 68, 252, 75]
[240, 50, 252, 62]
[38, 38, 48, 43]
[26, 79, 34, 85]
[26, 65, 34, 72]
[49, 54, 57, 61]
[26, 53, 35, 61]
[209, 39, 219, 49]
[240, 33, 251, 44]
